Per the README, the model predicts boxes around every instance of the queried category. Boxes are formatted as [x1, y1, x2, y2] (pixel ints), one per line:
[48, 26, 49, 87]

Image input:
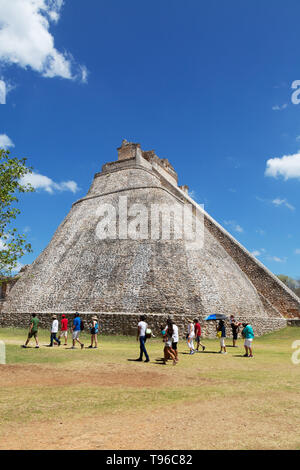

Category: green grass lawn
[0, 326, 299, 450]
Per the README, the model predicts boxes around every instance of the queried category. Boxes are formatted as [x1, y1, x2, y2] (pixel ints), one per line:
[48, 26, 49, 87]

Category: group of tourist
[21, 312, 255, 361]
[22, 312, 99, 350]
[136, 314, 255, 364]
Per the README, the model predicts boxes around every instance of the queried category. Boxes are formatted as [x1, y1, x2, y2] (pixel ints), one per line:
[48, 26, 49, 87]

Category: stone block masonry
[0, 311, 287, 338]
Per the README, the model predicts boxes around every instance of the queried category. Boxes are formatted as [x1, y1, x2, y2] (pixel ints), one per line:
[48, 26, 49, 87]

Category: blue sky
[0, 0, 300, 278]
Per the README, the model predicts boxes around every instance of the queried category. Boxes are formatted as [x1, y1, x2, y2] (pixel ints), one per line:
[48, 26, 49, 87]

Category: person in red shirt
[194, 318, 206, 352]
[58, 314, 68, 346]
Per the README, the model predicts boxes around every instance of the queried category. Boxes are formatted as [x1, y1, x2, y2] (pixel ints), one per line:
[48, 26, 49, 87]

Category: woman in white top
[186, 319, 195, 355]
[163, 319, 177, 365]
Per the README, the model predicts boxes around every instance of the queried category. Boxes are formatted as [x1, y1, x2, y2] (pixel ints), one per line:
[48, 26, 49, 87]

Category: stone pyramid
[1, 140, 299, 335]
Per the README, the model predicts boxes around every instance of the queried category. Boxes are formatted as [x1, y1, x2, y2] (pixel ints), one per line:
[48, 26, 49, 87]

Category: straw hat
[52, 315, 57, 319]
[92, 316, 98, 321]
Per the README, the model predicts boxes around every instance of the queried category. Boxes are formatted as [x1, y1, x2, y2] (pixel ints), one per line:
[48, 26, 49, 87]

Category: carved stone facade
[1, 141, 299, 334]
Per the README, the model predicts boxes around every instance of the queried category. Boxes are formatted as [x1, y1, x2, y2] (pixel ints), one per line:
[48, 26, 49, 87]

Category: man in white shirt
[136, 315, 150, 362]
[49, 315, 61, 347]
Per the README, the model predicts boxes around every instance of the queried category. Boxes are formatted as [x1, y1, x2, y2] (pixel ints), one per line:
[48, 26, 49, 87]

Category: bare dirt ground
[1, 329, 299, 450]
[0, 364, 168, 388]
[1, 395, 298, 450]
[0, 363, 298, 450]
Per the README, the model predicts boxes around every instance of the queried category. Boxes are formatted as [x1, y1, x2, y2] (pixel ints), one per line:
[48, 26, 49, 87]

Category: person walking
[170, 319, 179, 362]
[88, 316, 99, 349]
[186, 319, 195, 355]
[22, 313, 40, 349]
[71, 312, 84, 350]
[163, 319, 177, 365]
[136, 315, 150, 362]
[58, 314, 68, 346]
[242, 323, 254, 357]
[230, 315, 240, 347]
[49, 315, 61, 347]
[194, 318, 205, 352]
[217, 320, 227, 354]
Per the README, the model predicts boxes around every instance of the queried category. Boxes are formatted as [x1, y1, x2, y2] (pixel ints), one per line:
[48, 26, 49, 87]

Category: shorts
[172, 342, 177, 350]
[60, 330, 68, 338]
[220, 337, 226, 347]
[72, 330, 80, 340]
[232, 331, 238, 340]
[28, 331, 37, 339]
[165, 339, 172, 347]
[196, 335, 201, 343]
[244, 338, 253, 348]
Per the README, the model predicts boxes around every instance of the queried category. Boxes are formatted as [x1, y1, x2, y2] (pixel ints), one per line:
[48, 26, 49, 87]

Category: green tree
[0, 149, 34, 277]
[277, 274, 300, 298]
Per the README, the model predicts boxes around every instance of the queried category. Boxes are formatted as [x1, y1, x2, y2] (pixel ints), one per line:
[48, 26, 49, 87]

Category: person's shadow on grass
[180, 351, 220, 355]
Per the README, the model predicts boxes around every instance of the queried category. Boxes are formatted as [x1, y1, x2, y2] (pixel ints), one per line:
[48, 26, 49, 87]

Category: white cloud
[252, 250, 261, 257]
[295, 249, 300, 255]
[267, 256, 287, 263]
[265, 152, 300, 180]
[272, 198, 295, 211]
[272, 103, 288, 111]
[11, 262, 24, 273]
[224, 220, 244, 233]
[0, 134, 14, 149]
[0, 0, 87, 82]
[256, 228, 266, 236]
[0, 78, 15, 103]
[20, 171, 79, 194]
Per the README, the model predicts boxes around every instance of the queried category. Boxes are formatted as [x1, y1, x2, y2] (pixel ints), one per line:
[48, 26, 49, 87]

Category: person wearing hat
[49, 315, 61, 347]
[194, 318, 206, 352]
[58, 314, 68, 346]
[88, 316, 99, 349]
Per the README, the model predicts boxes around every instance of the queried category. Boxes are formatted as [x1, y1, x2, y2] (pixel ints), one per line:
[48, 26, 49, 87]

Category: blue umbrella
[205, 314, 228, 321]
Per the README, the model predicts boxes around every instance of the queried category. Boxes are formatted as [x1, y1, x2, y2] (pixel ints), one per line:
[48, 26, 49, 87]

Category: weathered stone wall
[0, 311, 287, 338]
